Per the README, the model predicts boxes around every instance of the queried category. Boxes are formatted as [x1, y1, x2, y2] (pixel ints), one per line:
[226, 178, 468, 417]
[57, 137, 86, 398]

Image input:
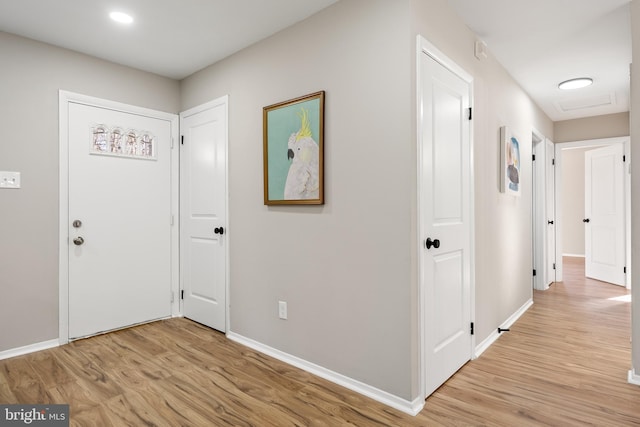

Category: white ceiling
[449, 0, 632, 121]
[0, 0, 631, 122]
[0, 0, 338, 80]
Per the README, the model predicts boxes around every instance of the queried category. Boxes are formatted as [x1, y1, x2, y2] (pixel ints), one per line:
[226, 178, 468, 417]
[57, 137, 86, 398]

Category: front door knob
[214, 227, 224, 235]
[583, 218, 590, 223]
[73, 236, 84, 246]
[425, 237, 440, 250]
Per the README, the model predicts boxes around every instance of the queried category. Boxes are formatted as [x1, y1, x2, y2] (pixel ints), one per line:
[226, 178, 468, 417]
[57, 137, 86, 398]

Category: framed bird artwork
[500, 125, 521, 196]
[263, 91, 325, 205]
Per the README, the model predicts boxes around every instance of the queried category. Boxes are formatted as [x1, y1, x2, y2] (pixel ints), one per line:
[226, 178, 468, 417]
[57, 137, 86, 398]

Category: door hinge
[623, 155, 626, 162]
[553, 263, 556, 270]
[181, 290, 184, 300]
[468, 107, 472, 120]
[532, 154, 536, 161]
[470, 322, 474, 335]
[533, 269, 537, 277]
[171, 138, 174, 149]
[181, 135, 184, 145]
[624, 266, 627, 274]
[552, 158, 555, 166]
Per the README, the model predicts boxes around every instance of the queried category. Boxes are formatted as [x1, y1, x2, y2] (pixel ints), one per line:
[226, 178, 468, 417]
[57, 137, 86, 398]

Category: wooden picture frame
[263, 91, 325, 205]
[500, 126, 521, 196]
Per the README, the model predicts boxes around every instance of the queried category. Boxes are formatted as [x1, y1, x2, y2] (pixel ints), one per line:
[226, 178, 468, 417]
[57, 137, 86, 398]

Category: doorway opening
[555, 137, 631, 289]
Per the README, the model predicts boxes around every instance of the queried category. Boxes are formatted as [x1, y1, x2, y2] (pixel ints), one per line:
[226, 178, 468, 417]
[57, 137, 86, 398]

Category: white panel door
[584, 144, 625, 286]
[545, 139, 556, 286]
[68, 101, 174, 339]
[180, 98, 227, 332]
[420, 52, 472, 397]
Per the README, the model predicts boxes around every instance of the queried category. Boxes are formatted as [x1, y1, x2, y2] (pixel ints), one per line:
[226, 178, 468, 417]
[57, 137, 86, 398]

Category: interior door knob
[583, 218, 590, 223]
[73, 236, 84, 246]
[214, 227, 224, 235]
[548, 220, 554, 225]
[425, 237, 440, 249]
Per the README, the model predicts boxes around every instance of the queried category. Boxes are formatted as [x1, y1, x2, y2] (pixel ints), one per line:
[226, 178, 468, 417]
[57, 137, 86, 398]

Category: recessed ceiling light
[109, 11, 134, 24]
[558, 77, 593, 90]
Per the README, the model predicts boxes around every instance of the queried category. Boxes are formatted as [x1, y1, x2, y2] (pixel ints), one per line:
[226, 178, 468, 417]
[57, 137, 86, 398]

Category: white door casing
[418, 37, 473, 399]
[545, 139, 556, 286]
[180, 97, 228, 332]
[59, 91, 179, 342]
[585, 143, 626, 286]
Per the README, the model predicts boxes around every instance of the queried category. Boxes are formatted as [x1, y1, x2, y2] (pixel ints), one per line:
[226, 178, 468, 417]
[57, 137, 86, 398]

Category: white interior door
[420, 50, 472, 397]
[180, 97, 228, 332]
[67, 101, 175, 339]
[545, 139, 556, 286]
[584, 144, 625, 286]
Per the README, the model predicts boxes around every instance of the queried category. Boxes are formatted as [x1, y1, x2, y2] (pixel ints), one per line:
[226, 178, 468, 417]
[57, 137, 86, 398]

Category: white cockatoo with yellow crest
[284, 108, 320, 199]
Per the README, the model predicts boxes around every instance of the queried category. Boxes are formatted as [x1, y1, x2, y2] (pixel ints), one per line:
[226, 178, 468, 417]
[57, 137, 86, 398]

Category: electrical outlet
[0, 171, 20, 189]
[278, 301, 287, 320]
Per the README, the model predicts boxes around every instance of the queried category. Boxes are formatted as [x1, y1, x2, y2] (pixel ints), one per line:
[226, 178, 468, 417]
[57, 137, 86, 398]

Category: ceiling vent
[554, 93, 616, 112]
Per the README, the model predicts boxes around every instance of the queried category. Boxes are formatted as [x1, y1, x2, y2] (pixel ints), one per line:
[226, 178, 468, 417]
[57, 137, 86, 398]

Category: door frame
[179, 95, 231, 332]
[58, 90, 180, 344]
[416, 35, 476, 401]
[532, 129, 548, 290]
[554, 136, 631, 288]
[533, 130, 559, 291]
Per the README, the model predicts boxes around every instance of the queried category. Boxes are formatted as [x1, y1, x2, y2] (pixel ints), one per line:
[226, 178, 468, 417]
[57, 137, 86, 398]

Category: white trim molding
[58, 90, 180, 343]
[0, 339, 59, 361]
[629, 369, 640, 386]
[416, 34, 476, 400]
[474, 298, 533, 358]
[227, 332, 424, 416]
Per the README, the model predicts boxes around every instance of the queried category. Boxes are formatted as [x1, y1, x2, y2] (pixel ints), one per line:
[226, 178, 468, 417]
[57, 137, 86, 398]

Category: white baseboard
[629, 369, 640, 386]
[0, 339, 59, 361]
[562, 253, 585, 258]
[474, 298, 533, 358]
[227, 332, 424, 416]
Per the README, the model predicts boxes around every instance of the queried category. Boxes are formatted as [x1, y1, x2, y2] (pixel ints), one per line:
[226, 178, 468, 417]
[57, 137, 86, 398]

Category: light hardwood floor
[1, 256, 639, 426]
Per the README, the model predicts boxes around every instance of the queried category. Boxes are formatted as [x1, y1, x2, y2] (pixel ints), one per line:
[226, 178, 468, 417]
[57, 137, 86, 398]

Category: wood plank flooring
[1, 256, 639, 426]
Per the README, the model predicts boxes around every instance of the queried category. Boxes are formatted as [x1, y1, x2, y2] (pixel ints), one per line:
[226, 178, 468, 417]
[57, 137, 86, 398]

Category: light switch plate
[0, 171, 21, 189]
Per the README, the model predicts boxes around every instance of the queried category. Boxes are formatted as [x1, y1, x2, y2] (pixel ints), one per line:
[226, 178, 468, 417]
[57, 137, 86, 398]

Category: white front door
[66, 100, 176, 339]
[545, 139, 556, 286]
[419, 48, 472, 397]
[584, 144, 625, 286]
[180, 97, 228, 332]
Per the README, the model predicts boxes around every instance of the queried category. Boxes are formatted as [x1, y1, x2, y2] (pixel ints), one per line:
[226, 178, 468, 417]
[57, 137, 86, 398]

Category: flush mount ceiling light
[109, 11, 134, 24]
[558, 77, 593, 90]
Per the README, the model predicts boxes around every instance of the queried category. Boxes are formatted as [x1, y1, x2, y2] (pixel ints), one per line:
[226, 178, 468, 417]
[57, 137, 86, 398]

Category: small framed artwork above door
[59, 91, 180, 343]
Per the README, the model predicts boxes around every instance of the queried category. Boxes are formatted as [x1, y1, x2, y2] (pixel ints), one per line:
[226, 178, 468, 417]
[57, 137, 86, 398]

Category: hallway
[0, 257, 638, 425]
[424, 256, 638, 425]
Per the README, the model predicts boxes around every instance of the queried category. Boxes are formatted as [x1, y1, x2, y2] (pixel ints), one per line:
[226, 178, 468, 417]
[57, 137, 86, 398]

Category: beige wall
[410, 0, 553, 343]
[0, 31, 180, 352]
[554, 112, 630, 143]
[182, 0, 415, 399]
[182, 0, 553, 402]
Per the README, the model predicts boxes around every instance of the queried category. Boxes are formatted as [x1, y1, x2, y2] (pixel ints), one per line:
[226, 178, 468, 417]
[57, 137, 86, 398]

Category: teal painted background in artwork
[267, 98, 321, 200]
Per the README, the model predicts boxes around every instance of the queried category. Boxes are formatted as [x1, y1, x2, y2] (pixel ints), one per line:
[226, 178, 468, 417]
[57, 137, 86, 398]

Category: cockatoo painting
[284, 108, 320, 200]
